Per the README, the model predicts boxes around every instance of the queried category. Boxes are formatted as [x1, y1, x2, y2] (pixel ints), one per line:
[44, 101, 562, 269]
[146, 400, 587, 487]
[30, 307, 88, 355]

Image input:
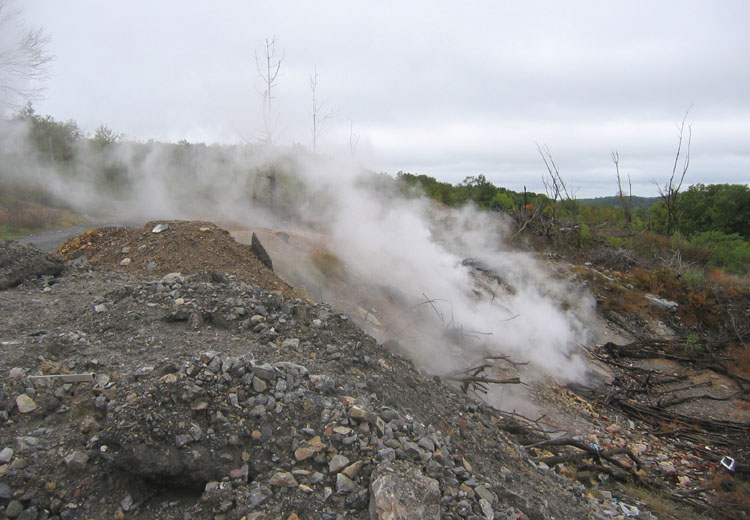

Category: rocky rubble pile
[0, 241, 62, 290]
[96, 347, 511, 519]
[0, 233, 660, 519]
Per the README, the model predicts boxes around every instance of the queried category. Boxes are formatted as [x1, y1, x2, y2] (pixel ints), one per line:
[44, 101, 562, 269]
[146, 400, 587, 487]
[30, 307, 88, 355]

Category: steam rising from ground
[308, 164, 594, 380]
[1, 116, 594, 382]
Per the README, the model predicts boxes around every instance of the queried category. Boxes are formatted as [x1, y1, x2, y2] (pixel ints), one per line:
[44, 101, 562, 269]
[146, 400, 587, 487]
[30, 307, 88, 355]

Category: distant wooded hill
[577, 196, 659, 210]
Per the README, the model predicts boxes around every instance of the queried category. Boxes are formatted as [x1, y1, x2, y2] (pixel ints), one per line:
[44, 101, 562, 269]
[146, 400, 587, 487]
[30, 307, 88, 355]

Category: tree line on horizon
[394, 171, 749, 240]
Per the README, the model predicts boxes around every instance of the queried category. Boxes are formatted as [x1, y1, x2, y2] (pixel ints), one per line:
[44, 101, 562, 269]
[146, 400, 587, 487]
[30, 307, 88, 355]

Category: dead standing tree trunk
[654, 109, 692, 235]
[612, 150, 633, 227]
[310, 65, 336, 154]
[537, 144, 576, 234]
[255, 36, 283, 213]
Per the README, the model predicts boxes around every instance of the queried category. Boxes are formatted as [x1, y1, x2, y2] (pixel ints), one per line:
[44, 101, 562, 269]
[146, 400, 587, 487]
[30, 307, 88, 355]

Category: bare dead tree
[612, 150, 633, 227]
[349, 119, 360, 160]
[310, 65, 336, 154]
[0, 0, 53, 111]
[537, 143, 577, 226]
[254, 36, 283, 213]
[254, 36, 283, 145]
[653, 109, 692, 235]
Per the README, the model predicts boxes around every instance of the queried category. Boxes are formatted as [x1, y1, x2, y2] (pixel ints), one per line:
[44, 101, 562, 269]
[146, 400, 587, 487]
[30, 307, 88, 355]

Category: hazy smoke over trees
[1, 110, 595, 388]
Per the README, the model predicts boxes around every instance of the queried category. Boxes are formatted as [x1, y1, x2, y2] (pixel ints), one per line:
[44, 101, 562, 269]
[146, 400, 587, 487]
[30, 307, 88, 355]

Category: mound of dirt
[56, 220, 302, 299]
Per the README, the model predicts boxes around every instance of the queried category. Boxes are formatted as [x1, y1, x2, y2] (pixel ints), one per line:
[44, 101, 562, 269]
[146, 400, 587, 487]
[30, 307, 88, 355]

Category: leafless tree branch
[653, 107, 692, 234]
[0, 1, 53, 110]
[254, 36, 283, 145]
[310, 65, 337, 153]
[612, 150, 633, 226]
[349, 120, 360, 160]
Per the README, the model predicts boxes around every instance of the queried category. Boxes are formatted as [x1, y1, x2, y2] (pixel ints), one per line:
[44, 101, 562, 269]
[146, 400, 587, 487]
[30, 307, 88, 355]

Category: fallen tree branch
[658, 392, 736, 408]
[578, 463, 631, 483]
[525, 437, 644, 479]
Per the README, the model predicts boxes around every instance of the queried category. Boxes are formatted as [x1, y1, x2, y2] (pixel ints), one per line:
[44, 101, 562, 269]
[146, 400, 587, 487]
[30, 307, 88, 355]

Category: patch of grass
[684, 333, 704, 354]
[605, 235, 626, 248]
[690, 231, 750, 275]
[623, 484, 699, 520]
[0, 200, 85, 239]
[707, 474, 750, 518]
[0, 224, 34, 240]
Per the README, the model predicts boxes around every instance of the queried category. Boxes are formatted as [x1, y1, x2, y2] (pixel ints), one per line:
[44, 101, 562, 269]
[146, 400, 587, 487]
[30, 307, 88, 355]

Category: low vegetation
[0, 181, 83, 239]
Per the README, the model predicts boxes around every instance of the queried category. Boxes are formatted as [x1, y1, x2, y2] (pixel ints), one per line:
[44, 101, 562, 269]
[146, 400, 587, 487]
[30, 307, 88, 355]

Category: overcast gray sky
[19, 0, 750, 197]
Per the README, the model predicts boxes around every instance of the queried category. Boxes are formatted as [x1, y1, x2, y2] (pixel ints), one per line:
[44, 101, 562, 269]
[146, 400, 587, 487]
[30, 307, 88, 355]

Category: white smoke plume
[294, 160, 594, 380]
[1, 115, 595, 386]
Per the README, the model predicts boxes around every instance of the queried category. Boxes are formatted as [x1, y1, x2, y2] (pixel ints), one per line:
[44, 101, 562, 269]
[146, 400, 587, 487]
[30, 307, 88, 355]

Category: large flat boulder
[369, 460, 441, 520]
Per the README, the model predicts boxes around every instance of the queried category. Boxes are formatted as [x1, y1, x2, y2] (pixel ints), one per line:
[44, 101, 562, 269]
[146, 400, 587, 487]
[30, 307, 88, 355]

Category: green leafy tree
[490, 191, 516, 212]
[676, 184, 750, 239]
[460, 174, 498, 208]
[15, 104, 82, 164]
[91, 124, 122, 149]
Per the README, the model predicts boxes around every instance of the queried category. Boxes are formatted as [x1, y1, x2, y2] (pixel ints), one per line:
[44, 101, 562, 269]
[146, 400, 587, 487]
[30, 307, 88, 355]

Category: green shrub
[690, 231, 750, 274]
[680, 269, 705, 291]
[578, 223, 593, 247]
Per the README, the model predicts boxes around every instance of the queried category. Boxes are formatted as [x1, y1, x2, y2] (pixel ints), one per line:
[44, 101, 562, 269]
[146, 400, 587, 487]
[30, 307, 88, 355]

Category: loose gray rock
[189, 423, 203, 441]
[16, 505, 38, 520]
[418, 436, 435, 453]
[0, 447, 13, 463]
[151, 223, 170, 233]
[479, 498, 494, 519]
[174, 434, 193, 448]
[121, 494, 134, 511]
[369, 461, 441, 520]
[336, 473, 356, 494]
[269, 471, 298, 487]
[252, 377, 268, 393]
[3, 500, 24, 518]
[251, 362, 276, 381]
[281, 338, 299, 349]
[64, 450, 89, 472]
[474, 485, 497, 506]
[645, 293, 679, 312]
[8, 367, 25, 378]
[329, 454, 350, 473]
[310, 374, 335, 393]
[15, 394, 37, 414]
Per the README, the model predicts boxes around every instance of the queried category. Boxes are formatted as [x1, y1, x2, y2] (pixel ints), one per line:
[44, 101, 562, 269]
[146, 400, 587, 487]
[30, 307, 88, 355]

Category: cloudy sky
[17, 0, 750, 197]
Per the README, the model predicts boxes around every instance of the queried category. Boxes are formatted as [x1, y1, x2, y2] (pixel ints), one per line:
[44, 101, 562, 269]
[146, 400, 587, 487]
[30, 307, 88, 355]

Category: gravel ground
[1, 222, 644, 520]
